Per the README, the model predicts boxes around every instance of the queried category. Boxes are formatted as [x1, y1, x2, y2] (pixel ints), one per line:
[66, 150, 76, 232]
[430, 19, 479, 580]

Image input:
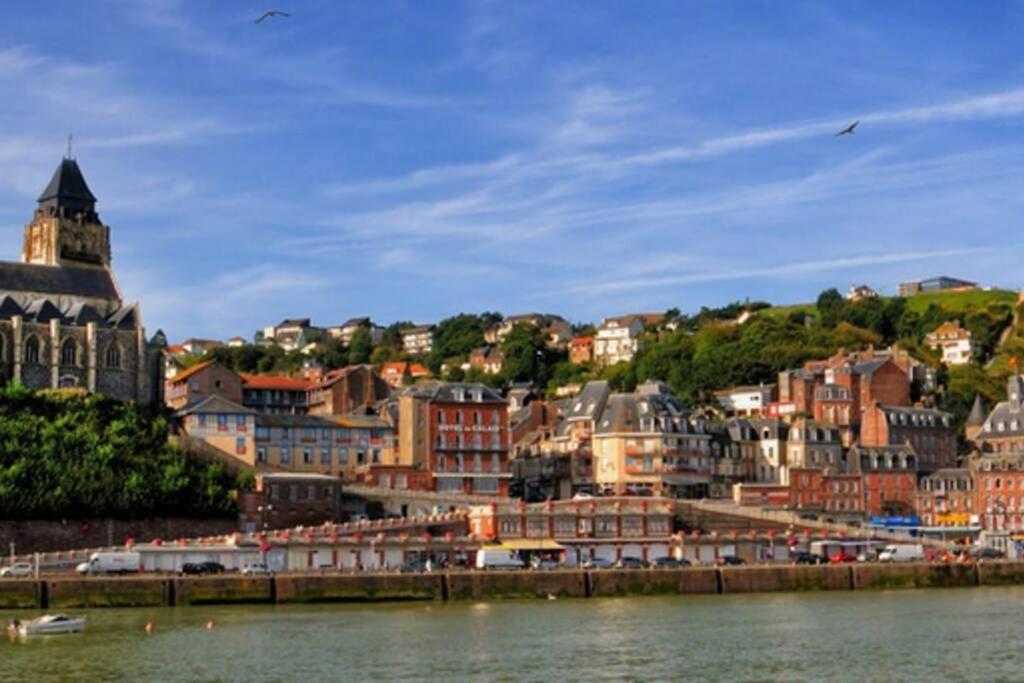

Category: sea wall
[3, 562, 1024, 610]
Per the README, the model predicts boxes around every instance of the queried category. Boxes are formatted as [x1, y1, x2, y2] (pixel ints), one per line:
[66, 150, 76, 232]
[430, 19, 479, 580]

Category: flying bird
[255, 10, 290, 24]
[836, 121, 859, 136]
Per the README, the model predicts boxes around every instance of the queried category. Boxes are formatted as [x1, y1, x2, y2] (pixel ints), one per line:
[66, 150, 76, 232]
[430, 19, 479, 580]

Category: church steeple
[37, 158, 98, 220]
[23, 157, 111, 268]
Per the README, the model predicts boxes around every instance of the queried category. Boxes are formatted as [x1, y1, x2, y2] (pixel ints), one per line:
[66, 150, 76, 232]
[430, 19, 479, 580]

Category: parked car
[582, 558, 614, 570]
[201, 561, 226, 574]
[0, 562, 33, 578]
[971, 547, 1005, 560]
[616, 557, 647, 569]
[830, 551, 857, 564]
[241, 562, 272, 576]
[716, 556, 746, 566]
[400, 558, 426, 574]
[652, 557, 690, 568]
[571, 492, 594, 500]
[793, 552, 827, 565]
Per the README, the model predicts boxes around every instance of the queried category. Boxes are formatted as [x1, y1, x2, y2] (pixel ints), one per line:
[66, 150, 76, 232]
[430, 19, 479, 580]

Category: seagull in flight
[836, 121, 859, 136]
[255, 10, 290, 24]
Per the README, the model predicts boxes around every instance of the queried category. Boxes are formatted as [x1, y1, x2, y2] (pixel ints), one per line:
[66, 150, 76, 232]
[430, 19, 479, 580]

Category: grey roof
[722, 417, 756, 442]
[24, 298, 63, 323]
[404, 381, 505, 404]
[277, 318, 310, 328]
[0, 262, 119, 301]
[594, 391, 690, 435]
[850, 358, 889, 376]
[565, 381, 610, 422]
[340, 317, 371, 328]
[981, 401, 1024, 437]
[967, 395, 987, 426]
[64, 302, 104, 325]
[257, 414, 338, 429]
[175, 395, 256, 417]
[876, 404, 952, 428]
[748, 417, 789, 440]
[107, 304, 139, 329]
[37, 159, 97, 214]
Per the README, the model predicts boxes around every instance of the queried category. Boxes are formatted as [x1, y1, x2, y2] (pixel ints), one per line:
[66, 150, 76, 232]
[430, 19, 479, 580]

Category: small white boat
[12, 614, 86, 636]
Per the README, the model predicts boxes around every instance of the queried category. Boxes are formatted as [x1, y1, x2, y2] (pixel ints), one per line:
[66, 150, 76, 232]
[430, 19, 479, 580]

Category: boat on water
[10, 614, 85, 636]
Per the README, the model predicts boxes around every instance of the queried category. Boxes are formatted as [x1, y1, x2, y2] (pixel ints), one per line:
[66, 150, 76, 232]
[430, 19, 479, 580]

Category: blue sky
[1, 1, 1024, 341]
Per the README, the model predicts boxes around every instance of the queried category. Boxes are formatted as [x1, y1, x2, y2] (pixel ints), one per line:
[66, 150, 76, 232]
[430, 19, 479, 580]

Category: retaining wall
[3, 563, 1024, 610]
[175, 576, 272, 606]
[275, 573, 442, 603]
[589, 568, 719, 597]
[47, 577, 169, 609]
[445, 569, 587, 600]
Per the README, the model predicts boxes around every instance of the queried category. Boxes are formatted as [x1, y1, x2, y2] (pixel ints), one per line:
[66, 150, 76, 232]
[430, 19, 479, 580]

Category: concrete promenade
[3, 562, 1024, 609]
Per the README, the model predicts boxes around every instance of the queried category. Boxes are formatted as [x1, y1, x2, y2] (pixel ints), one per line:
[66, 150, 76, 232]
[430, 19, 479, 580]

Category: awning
[486, 539, 566, 551]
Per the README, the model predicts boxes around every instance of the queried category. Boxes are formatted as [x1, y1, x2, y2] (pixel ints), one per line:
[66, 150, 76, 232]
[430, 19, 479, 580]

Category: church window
[105, 344, 121, 368]
[60, 339, 77, 366]
[24, 337, 40, 364]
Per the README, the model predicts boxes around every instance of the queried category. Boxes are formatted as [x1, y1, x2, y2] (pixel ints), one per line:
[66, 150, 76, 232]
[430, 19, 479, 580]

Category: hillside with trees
[0, 385, 247, 520]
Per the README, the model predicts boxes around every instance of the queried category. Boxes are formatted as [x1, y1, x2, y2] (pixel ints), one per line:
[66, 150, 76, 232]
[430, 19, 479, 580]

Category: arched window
[105, 344, 122, 368]
[60, 338, 77, 366]
[24, 337, 40, 365]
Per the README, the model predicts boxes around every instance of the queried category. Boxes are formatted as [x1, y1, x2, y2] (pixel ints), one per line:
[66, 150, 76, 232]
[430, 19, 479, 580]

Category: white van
[475, 549, 526, 570]
[878, 544, 925, 562]
[76, 551, 141, 575]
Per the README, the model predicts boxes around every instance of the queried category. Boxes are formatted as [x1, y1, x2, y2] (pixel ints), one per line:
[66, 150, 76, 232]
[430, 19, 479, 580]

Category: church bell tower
[22, 157, 111, 268]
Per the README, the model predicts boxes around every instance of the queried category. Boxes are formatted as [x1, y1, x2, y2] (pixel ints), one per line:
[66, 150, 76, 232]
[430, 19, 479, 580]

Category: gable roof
[167, 360, 217, 385]
[174, 394, 255, 417]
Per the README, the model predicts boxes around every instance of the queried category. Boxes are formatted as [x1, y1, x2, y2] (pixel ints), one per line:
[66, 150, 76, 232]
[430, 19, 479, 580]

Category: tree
[348, 327, 373, 365]
[501, 324, 549, 384]
[816, 288, 845, 328]
[429, 314, 486, 371]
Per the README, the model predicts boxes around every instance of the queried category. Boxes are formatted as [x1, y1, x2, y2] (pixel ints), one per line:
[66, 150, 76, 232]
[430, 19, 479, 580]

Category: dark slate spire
[966, 394, 987, 426]
[37, 158, 97, 217]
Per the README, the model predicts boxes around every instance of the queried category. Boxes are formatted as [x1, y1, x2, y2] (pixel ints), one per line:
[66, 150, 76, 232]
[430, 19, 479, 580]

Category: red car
[830, 551, 856, 564]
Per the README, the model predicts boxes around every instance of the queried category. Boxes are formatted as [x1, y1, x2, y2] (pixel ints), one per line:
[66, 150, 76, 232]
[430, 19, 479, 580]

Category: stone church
[0, 157, 161, 404]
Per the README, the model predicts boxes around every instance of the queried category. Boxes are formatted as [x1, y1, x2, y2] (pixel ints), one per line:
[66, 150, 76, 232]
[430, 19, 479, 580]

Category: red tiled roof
[409, 363, 431, 376]
[569, 336, 593, 345]
[240, 373, 313, 390]
[165, 344, 186, 354]
[167, 360, 215, 384]
[381, 362, 409, 376]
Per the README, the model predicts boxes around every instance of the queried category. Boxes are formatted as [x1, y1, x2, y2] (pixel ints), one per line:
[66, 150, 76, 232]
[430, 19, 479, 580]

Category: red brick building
[916, 468, 975, 527]
[787, 467, 864, 516]
[974, 453, 1024, 532]
[164, 360, 243, 411]
[307, 365, 391, 417]
[397, 382, 511, 496]
[851, 445, 918, 516]
[860, 403, 957, 472]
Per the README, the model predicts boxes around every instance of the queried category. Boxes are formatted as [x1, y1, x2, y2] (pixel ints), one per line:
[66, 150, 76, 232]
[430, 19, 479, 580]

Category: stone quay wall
[0, 518, 239, 556]
[3, 562, 1024, 610]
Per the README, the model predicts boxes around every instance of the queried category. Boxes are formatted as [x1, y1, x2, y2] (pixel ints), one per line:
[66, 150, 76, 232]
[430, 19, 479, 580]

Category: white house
[714, 384, 776, 417]
[594, 315, 646, 365]
[925, 321, 977, 366]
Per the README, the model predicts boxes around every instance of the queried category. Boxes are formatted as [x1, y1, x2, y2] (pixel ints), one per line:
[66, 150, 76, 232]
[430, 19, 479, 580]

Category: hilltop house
[925, 320, 978, 366]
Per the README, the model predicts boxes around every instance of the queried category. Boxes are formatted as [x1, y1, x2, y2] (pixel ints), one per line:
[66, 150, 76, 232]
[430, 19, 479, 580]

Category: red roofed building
[165, 360, 243, 411]
[569, 337, 593, 365]
[240, 373, 314, 415]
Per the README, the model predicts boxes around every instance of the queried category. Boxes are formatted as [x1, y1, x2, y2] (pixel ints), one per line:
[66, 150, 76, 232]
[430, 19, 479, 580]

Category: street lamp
[258, 504, 274, 531]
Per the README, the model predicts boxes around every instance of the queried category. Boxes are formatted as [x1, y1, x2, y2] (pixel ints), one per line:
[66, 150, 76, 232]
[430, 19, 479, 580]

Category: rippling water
[3, 588, 1024, 682]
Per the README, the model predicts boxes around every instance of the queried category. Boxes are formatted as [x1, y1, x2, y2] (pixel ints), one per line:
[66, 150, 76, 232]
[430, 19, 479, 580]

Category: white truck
[76, 551, 141, 575]
[878, 544, 926, 562]
[475, 549, 526, 570]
